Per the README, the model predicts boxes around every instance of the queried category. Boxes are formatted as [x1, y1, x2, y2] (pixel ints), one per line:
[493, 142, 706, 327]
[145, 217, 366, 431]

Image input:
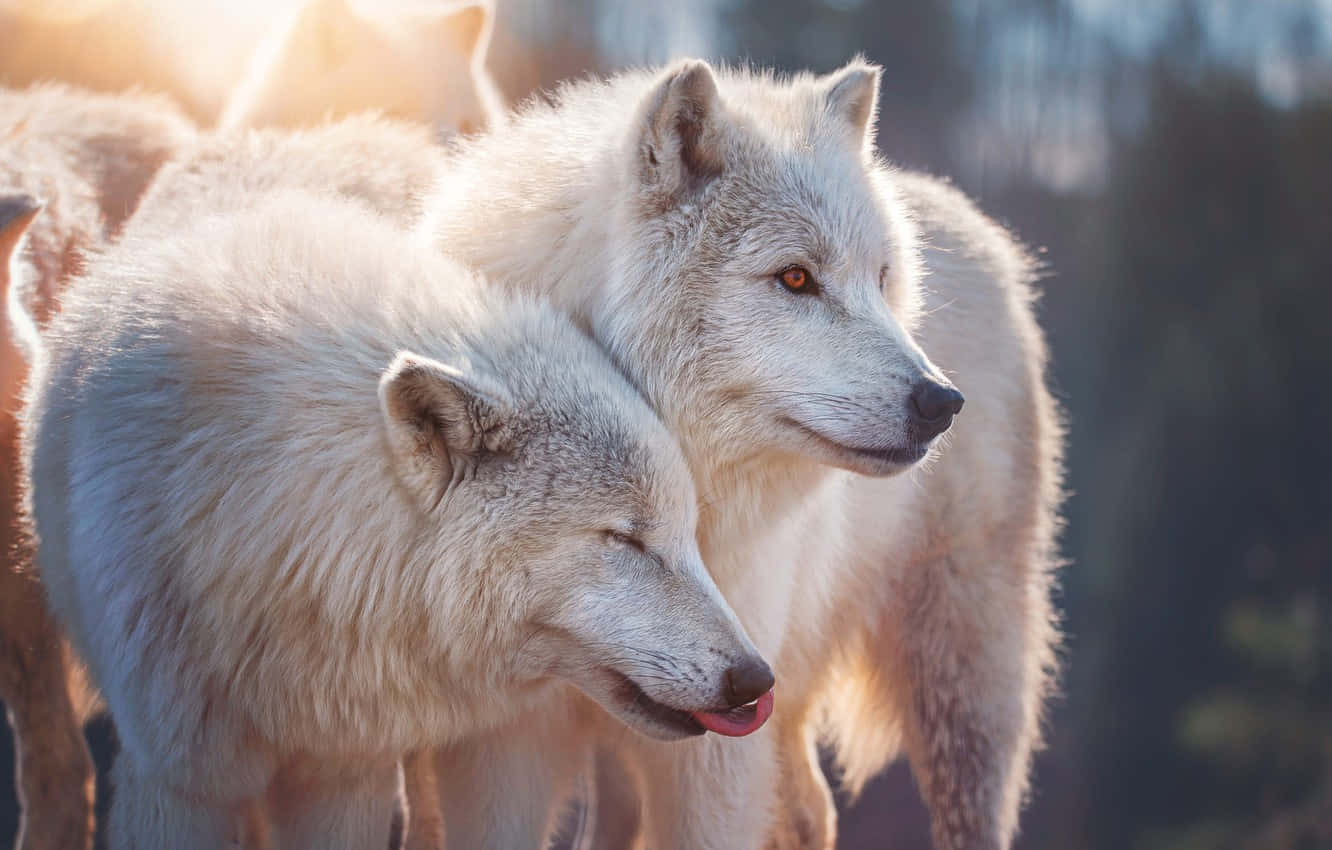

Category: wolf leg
[629, 730, 779, 850]
[879, 545, 1056, 850]
[573, 747, 644, 850]
[266, 756, 400, 850]
[401, 750, 444, 850]
[0, 563, 95, 850]
[431, 714, 588, 850]
[0, 377, 95, 850]
[763, 717, 835, 850]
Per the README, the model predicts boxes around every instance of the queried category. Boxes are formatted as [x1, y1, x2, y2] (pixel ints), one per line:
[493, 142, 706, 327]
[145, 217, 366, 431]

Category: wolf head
[221, 0, 503, 137]
[593, 59, 962, 478]
[377, 307, 772, 740]
[428, 59, 961, 481]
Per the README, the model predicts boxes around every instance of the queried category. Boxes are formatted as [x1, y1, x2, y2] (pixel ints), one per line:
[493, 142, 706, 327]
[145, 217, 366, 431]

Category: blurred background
[2, 0, 1330, 848]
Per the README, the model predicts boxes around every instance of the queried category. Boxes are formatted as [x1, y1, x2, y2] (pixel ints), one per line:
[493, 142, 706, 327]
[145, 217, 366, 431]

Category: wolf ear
[635, 59, 726, 201]
[0, 195, 40, 286]
[379, 351, 515, 507]
[820, 59, 881, 155]
[439, 2, 492, 61]
[294, 0, 360, 64]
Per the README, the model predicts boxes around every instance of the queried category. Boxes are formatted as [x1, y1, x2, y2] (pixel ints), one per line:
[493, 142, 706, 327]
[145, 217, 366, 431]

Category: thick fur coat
[133, 114, 443, 231]
[413, 60, 1063, 850]
[22, 190, 771, 850]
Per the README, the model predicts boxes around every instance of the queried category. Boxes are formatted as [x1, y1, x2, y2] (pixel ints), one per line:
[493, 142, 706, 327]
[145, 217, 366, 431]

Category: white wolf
[219, 0, 504, 137]
[413, 59, 1063, 850]
[22, 190, 776, 850]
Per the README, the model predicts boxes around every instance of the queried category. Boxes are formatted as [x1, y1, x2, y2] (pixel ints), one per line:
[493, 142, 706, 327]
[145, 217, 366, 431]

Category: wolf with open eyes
[156, 53, 1063, 850]
[407, 57, 1064, 850]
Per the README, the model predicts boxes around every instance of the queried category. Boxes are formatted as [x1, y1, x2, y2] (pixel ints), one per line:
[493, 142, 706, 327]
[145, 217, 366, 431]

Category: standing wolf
[23, 189, 778, 850]
[415, 59, 1062, 850]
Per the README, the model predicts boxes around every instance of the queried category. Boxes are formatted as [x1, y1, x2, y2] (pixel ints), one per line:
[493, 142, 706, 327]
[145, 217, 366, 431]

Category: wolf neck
[690, 447, 841, 553]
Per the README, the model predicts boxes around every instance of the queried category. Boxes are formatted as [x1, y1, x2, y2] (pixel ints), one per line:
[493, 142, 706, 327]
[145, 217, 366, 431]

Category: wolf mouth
[606, 669, 707, 737]
[781, 417, 929, 467]
[603, 669, 774, 740]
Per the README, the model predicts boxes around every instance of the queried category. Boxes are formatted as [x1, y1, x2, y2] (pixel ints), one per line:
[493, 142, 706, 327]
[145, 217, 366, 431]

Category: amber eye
[778, 266, 817, 294]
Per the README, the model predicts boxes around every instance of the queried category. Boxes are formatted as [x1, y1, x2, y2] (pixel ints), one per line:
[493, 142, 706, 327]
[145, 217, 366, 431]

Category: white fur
[134, 113, 446, 232]
[417, 60, 1063, 850]
[22, 190, 770, 849]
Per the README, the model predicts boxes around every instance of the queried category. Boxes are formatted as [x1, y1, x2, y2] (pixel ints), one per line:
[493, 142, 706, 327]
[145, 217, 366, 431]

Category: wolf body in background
[23, 189, 776, 850]
[0, 0, 254, 122]
[0, 85, 196, 850]
[0, 85, 197, 322]
[219, 0, 504, 136]
[415, 60, 1062, 850]
[2, 0, 502, 135]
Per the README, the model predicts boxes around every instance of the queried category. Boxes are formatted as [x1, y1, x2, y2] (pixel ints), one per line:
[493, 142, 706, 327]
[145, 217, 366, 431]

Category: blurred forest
[1, 0, 1329, 848]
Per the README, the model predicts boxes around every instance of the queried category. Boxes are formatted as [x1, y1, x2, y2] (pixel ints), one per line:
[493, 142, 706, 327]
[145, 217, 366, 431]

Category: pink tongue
[691, 689, 775, 737]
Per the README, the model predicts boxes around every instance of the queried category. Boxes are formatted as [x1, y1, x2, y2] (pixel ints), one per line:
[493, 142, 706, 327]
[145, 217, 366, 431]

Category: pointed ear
[0, 195, 40, 285]
[634, 59, 726, 201]
[439, 2, 492, 61]
[820, 59, 881, 155]
[295, 0, 360, 65]
[379, 351, 514, 507]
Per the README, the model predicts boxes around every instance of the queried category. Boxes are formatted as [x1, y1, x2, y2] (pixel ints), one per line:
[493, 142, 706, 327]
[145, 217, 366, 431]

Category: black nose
[723, 657, 775, 708]
[908, 380, 965, 440]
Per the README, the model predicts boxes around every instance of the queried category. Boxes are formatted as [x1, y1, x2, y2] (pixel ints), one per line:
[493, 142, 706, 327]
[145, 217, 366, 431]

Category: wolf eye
[604, 530, 646, 553]
[777, 265, 818, 295]
[879, 263, 892, 293]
